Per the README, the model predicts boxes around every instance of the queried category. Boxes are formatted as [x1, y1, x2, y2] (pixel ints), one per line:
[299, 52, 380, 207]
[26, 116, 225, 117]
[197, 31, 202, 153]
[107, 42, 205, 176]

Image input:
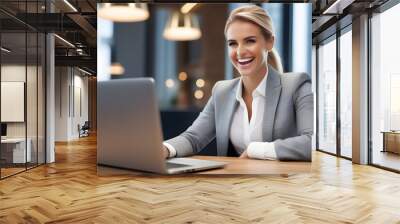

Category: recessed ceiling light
[63, 0, 78, 12]
[54, 34, 75, 48]
[1, 47, 11, 53]
[78, 67, 92, 76]
[181, 3, 198, 14]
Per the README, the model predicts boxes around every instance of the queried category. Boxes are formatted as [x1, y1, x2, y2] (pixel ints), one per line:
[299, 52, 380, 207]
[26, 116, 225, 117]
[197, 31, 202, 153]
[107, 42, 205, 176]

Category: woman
[163, 5, 313, 161]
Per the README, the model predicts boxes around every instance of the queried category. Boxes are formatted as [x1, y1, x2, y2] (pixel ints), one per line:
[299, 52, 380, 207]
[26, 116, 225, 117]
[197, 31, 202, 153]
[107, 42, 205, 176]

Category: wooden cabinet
[382, 132, 400, 154]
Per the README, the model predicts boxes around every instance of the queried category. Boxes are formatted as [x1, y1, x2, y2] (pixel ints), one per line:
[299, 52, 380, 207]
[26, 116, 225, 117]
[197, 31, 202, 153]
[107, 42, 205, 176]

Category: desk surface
[381, 131, 400, 134]
[98, 156, 311, 176]
[1, 138, 29, 143]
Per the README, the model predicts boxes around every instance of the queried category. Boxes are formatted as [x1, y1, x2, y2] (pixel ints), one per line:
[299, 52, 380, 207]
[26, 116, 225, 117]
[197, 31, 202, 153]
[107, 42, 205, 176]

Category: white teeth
[238, 58, 253, 63]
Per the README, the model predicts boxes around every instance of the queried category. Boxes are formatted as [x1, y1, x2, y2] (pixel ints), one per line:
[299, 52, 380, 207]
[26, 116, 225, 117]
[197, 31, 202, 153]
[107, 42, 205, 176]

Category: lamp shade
[98, 3, 149, 22]
[110, 63, 125, 75]
[163, 12, 201, 41]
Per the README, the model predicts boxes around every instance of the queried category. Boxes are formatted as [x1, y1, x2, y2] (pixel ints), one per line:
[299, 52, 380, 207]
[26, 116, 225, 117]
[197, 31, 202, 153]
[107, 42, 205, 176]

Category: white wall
[1, 65, 37, 138]
[55, 67, 89, 141]
[70, 73, 89, 138]
[1, 64, 45, 164]
[55, 67, 69, 141]
[1, 65, 26, 140]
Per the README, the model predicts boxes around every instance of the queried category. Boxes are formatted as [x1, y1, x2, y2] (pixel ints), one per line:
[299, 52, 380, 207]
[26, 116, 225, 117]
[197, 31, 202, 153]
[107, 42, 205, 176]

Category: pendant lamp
[163, 12, 201, 41]
[98, 3, 149, 22]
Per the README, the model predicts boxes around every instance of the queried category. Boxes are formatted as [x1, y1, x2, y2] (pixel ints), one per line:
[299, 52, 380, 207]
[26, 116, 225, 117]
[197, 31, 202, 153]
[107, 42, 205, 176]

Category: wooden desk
[97, 156, 311, 176]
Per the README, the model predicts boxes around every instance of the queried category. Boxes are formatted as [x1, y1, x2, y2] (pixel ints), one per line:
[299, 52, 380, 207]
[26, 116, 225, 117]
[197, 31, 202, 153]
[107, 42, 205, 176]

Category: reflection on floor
[340, 147, 352, 159]
[373, 150, 400, 171]
[0, 163, 41, 178]
[0, 167, 25, 177]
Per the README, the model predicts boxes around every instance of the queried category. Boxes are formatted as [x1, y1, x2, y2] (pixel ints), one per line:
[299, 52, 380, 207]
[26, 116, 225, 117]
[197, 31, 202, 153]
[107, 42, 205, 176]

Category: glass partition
[0, 30, 28, 178]
[0, 0, 46, 179]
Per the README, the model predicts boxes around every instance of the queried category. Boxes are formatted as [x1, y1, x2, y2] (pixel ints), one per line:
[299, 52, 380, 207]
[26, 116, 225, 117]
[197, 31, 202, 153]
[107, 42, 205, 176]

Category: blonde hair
[224, 5, 283, 73]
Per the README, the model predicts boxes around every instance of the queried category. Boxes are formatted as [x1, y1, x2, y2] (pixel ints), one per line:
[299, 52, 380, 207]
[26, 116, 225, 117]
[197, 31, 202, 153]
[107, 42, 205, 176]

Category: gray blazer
[165, 65, 314, 161]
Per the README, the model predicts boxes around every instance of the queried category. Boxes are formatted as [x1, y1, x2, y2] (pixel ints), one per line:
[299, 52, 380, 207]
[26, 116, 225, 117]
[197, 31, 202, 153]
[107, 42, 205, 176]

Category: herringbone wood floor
[1, 135, 400, 223]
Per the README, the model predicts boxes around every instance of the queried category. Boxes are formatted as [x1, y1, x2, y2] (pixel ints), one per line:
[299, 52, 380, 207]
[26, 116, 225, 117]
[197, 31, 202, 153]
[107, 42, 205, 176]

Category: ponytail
[268, 48, 283, 73]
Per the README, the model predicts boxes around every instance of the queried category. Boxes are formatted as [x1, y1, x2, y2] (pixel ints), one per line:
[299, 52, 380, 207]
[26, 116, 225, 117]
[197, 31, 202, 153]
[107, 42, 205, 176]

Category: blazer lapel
[263, 66, 282, 142]
[217, 82, 239, 156]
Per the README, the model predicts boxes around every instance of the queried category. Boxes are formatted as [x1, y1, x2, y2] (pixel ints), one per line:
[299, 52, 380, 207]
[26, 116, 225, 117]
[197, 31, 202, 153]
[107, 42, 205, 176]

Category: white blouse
[229, 72, 277, 160]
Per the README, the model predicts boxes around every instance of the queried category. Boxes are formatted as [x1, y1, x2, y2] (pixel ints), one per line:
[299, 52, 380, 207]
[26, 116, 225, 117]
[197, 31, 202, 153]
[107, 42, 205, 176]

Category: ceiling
[311, 0, 391, 43]
[0, 0, 97, 74]
[1, 0, 396, 75]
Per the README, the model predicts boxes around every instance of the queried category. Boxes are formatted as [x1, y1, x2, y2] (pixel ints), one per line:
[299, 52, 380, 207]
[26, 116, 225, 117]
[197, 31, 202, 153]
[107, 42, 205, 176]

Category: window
[97, 18, 113, 81]
[371, 3, 400, 171]
[339, 28, 352, 158]
[317, 36, 337, 154]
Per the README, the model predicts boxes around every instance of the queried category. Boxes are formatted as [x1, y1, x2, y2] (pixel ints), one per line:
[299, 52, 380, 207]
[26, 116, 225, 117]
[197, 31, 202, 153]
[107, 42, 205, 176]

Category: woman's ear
[266, 36, 275, 51]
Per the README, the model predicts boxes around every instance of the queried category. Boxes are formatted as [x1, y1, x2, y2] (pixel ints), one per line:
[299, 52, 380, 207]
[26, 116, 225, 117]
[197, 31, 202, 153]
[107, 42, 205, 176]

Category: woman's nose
[236, 45, 246, 57]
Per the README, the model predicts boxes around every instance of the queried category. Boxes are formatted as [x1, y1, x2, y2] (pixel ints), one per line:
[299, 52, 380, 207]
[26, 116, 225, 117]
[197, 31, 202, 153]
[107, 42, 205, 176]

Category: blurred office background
[0, 0, 97, 179]
[97, 3, 311, 155]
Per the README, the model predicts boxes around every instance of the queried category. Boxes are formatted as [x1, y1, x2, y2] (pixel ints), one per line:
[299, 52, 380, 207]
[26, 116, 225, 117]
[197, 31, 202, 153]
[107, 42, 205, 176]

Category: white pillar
[46, 33, 55, 163]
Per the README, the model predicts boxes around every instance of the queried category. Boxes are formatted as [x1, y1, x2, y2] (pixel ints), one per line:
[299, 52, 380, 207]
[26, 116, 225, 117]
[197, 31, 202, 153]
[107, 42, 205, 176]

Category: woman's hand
[163, 146, 170, 159]
[239, 150, 249, 159]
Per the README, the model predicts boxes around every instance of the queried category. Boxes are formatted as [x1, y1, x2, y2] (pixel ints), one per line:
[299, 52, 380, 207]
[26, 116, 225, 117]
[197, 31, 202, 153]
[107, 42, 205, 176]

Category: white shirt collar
[235, 70, 268, 102]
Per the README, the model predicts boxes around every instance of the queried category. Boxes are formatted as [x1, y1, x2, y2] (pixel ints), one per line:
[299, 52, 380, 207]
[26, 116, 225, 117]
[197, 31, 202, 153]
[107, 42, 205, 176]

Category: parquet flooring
[1, 135, 400, 223]
[1, 167, 25, 177]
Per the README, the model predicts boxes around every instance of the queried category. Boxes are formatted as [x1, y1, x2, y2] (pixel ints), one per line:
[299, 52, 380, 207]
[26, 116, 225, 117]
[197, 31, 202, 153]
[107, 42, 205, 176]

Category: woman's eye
[228, 42, 237, 47]
[246, 39, 256, 44]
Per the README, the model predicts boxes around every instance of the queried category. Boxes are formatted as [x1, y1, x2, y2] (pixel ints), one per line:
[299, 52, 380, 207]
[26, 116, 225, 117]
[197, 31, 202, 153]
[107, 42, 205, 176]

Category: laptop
[97, 78, 226, 174]
[1, 123, 7, 140]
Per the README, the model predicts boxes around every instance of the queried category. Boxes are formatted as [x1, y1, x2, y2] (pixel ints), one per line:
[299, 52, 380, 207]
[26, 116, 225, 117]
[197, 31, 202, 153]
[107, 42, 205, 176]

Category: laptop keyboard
[166, 162, 190, 169]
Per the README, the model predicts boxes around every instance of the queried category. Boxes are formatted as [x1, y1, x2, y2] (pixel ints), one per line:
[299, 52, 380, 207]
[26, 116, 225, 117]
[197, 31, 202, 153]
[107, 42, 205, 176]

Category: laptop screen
[1, 123, 7, 137]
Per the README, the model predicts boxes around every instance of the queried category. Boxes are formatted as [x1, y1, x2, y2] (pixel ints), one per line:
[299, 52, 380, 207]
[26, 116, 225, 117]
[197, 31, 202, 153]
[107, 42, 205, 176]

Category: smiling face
[226, 20, 274, 78]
